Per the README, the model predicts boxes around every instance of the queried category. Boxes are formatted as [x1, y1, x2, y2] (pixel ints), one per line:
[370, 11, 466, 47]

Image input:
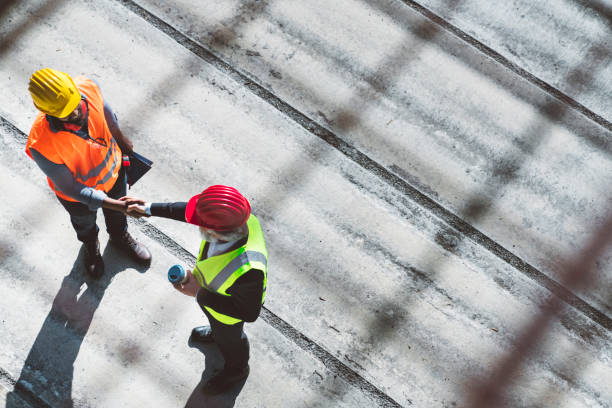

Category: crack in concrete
[0, 367, 16, 389]
[10, 0, 612, 332]
[112, 0, 611, 333]
[0, 115, 401, 406]
[1, 1, 610, 403]
[130, 216, 403, 407]
[344, 157, 612, 332]
[396, 0, 612, 132]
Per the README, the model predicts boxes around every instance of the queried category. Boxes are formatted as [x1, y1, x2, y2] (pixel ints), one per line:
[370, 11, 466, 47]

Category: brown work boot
[83, 237, 104, 278]
[110, 231, 152, 264]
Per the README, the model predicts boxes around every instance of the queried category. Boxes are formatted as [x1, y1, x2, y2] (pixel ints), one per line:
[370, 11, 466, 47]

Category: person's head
[28, 68, 81, 119]
[186, 185, 251, 243]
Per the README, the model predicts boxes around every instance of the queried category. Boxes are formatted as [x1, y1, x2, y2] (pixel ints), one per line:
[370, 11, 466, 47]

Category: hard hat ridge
[185, 185, 251, 231]
[28, 68, 81, 118]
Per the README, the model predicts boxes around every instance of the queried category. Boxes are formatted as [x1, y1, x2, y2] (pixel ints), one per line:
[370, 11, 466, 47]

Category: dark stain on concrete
[333, 111, 359, 130]
[118, 341, 144, 367]
[491, 159, 521, 183]
[209, 27, 237, 47]
[461, 197, 490, 220]
[413, 20, 439, 40]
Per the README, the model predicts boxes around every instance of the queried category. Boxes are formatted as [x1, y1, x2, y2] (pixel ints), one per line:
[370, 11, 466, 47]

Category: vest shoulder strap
[25, 114, 62, 163]
[73, 76, 104, 110]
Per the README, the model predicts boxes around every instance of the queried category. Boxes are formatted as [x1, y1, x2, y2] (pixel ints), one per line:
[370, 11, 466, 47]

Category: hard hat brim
[185, 194, 205, 227]
[56, 92, 81, 119]
[29, 68, 82, 118]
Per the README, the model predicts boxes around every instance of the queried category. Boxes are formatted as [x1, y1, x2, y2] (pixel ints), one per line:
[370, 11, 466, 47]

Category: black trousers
[57, 167, 128, 243]
[204, 309, 250, 372]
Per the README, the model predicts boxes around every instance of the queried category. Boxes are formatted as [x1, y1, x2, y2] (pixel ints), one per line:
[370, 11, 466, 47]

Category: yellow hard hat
[28, 68, 81, 118]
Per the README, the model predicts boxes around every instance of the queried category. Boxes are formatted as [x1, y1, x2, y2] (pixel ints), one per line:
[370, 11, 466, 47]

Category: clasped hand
[119, 196, 149, 218]
[117, 196, 201, 297]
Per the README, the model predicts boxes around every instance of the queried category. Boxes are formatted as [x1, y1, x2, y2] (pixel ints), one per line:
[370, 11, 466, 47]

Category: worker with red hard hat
[123, 185, 268, 394]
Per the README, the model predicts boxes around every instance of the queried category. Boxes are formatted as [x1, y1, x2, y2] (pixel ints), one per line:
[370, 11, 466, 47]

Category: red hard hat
[185, 185, 251, 231]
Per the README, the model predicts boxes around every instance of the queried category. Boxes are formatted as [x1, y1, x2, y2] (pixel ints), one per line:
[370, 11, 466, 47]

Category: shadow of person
[5, 242, 150, 408]
[183, 336, 249, 408]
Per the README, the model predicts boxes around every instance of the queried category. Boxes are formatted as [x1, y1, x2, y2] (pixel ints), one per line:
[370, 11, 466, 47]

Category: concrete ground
[0, 0, 610, 407]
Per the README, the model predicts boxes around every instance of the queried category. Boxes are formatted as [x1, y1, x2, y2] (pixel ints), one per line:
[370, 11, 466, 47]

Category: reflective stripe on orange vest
[25, 76, 122, 202]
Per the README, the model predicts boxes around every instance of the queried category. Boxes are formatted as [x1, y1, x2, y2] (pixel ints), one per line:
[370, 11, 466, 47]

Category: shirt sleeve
[93, 78, 120, 136]
[103, 100, 119, 130]
[29, 148, 107, 209]
[196, 269, 264, 322]
[150, 202, 188, 222]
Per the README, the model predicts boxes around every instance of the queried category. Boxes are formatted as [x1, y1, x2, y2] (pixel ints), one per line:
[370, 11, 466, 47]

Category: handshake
[118, 196, 150, 218]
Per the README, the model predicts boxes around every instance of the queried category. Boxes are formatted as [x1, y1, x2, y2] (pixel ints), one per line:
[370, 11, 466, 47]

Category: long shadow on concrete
[115, 0, 269, 133]
[4, 243, 149, 408]
[119, 1, 610, 405]
[467, 213, 612, 407]
[0, 0, 69, 57]
[3, 0, 603, 405]
[573, 0, 612, 26]
[183, 338, 248, 408]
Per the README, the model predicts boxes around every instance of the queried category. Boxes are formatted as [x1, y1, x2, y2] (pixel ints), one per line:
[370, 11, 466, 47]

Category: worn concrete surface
[0, 0, 610, 407]
[0, 128, 378, 407]
[132, 0, 612, 315]
[410, 0, 612, 123]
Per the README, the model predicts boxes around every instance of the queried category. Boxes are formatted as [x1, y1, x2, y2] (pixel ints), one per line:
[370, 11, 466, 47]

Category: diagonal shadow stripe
[0, 0, 70, 58]
[395, 0, 612, 132]
[113, 0, 611, 331]
[0, 114, 402, 406]
[133, 219, 403, 407]
[0, 367, 54, 408]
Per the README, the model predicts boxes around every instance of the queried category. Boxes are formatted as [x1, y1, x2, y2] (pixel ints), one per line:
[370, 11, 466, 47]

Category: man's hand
[173, 270, 201, 297]
[119, 196, 149, 218]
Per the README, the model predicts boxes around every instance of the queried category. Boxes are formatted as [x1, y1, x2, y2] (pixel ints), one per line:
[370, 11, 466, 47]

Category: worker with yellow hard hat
[25, 68, 151, 277]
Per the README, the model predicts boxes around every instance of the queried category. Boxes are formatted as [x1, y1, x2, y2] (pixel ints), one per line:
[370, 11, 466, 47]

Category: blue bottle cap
[168, 264, 186, 283]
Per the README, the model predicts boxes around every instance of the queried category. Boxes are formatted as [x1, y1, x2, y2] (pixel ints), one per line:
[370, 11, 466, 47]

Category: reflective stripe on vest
[76, 138, 119, 182]
[203, 250, 267, 292]
[25, 76, 122, 202]
[193, 215, 268, 325]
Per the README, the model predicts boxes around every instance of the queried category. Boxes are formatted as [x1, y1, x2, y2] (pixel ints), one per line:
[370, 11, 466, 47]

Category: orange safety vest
[25, 76, 122, 202]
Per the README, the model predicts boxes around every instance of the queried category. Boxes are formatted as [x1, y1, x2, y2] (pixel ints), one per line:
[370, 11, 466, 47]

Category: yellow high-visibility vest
[192, 215, 268, 325]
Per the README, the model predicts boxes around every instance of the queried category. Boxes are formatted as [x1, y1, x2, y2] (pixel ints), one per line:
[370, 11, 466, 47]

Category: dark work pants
[204, 309, 250, 372]
[57, 167, 128, 243]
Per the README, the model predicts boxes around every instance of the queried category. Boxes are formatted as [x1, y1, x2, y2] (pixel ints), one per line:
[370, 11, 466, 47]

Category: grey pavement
[0, 0, 611, 407]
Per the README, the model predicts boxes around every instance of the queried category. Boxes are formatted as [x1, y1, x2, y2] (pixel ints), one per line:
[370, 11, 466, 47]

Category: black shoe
[110, 231, 152, 264]
[190, 326, 214, 343]
[83, 238, 104, 278]
[202, 365, 249, 394]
